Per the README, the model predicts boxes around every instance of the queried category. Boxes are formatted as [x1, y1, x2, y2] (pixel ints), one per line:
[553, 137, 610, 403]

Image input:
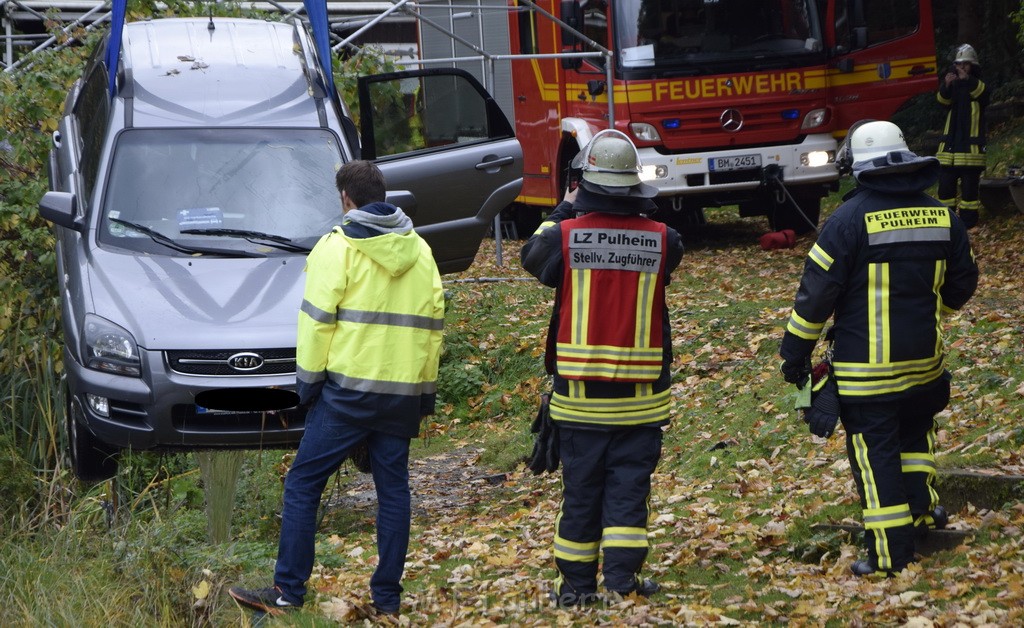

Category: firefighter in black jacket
[780, 120, 978, 577]
[937, 43, 988, 228]
[522, 130, 683, 605]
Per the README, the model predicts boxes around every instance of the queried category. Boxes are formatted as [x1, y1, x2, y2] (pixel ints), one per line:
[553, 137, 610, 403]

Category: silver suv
[40, 17, 522, 481]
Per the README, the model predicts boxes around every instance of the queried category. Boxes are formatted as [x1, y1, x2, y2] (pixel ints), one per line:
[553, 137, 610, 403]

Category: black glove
[781, 356, 812, 387]
[803, 370, 841, 438]
[528, 393, 559, 474]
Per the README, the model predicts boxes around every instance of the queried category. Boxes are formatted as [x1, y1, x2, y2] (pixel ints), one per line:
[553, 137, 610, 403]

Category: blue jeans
[274, 399, 411, 612]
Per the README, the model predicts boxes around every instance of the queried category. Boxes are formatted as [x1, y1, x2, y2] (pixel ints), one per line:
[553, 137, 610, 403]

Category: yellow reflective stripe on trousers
[852, 434, 880, 511]
[863, 504, 913, 530]
[601, 526, 648, 549]
[553, 534, 600, 562]
[900, 451, 936, 475]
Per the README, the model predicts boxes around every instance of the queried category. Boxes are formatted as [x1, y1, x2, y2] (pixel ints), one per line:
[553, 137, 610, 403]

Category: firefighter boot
[851, 560, 896, 578]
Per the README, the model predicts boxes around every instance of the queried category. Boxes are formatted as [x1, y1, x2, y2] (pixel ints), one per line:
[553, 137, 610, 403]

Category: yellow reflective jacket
[297, 209, 443, 436]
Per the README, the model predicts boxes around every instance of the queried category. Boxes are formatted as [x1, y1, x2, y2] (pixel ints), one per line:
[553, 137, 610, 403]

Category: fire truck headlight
[631, 123, 661, 142]
[801, 108, 828, 130]
[802, 150, 831, 168]
[641, 165, 663, 181]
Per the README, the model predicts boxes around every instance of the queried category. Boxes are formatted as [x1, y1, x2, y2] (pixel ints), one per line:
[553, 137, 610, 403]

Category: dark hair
[335, 160, 386, 207]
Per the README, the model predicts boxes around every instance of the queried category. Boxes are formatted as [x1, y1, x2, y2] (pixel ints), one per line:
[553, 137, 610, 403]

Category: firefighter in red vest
[522, 130, 683, 606]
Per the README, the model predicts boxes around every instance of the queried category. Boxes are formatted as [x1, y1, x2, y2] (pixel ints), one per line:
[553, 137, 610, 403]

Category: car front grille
[166, 348, 296, 376]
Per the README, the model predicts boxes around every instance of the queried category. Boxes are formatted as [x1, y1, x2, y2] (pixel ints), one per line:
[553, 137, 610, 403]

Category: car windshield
[99, 128, 343, 255]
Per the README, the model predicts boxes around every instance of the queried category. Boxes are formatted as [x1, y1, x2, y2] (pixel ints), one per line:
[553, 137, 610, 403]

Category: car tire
[65, 384, 119, 482]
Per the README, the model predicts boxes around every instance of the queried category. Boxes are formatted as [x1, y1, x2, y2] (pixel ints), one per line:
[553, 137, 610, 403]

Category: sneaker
[228, 585, 298, 615]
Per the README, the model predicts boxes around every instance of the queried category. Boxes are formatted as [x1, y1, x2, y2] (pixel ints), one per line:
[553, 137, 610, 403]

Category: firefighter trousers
[552, 425, 662, 597]
[839, 375, 951, 571]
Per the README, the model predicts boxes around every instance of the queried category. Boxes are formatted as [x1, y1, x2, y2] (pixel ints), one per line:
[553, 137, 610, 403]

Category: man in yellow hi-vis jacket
[522, 130, 683, 606]
[230, 160, 443, 616]
[780, 121, 978, 578]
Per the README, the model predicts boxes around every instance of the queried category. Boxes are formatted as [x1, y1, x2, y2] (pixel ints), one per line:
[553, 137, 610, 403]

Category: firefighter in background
[521, 130, 683, 605]
[780, 120, 978, 577]
[936, 43, 988, 229]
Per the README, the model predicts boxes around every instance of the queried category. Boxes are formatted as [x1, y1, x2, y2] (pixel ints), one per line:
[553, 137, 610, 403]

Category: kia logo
[720, 108, 744, 132]
[227, 352, 264, 371]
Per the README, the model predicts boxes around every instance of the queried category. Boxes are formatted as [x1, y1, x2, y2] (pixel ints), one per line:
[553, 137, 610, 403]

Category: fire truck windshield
[615, 0, 824, 75]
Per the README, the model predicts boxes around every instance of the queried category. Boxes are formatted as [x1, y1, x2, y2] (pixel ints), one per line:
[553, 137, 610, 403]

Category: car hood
[86, 249, 306, 350]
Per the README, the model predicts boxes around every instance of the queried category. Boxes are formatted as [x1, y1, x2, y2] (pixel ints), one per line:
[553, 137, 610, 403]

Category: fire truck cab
[500, 0, 937, 234]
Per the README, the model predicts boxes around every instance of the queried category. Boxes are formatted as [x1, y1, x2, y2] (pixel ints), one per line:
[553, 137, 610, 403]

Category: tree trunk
[956, 0, 982, 52]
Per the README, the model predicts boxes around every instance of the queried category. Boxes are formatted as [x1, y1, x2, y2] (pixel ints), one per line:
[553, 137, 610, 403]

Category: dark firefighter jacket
[780, 153, 979, 401]
[936, 68, 988, 168]
[521, 190, 683, 427]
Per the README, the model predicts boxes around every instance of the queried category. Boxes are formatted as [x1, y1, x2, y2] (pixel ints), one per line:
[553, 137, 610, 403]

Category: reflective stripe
[337, 308, 443, 331]
[555, 362, 662, 380]
[808, 243, 834, 271]
[901, 452, 936, 475]
[556, 344, 663, 361]
[933, 261, 945, 356]
[554, 535, 600, 562]
[601, 526, 648, 549]
[571, 268, 589, 344]
[551, 389, 670, 411]
[869, 227, 950, 245]
[533, 219, 558, 236]
[863, 504, 914, 529]
[549, 401, 670, 425]
[296, 364, 327, 384]
[635, 270, 655, 347]
[837, 365, 944, 397]
[867, 263, 889, 363]
[786, 310, 825, 340]
[301, 299, 335, 324]
[853, 434, 880, 511]
[327, 371, 436, 396]
[833, 355, 943, 377]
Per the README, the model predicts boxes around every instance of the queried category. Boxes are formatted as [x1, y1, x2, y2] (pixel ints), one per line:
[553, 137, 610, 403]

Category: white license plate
[708, 154, 762, 172]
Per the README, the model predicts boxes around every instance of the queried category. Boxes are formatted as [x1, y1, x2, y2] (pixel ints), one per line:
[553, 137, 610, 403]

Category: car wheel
[65, 384, 119, 482]
[770, 188, 821, 235]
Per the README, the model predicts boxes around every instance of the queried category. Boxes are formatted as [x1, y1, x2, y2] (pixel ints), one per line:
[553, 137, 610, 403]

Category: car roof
[121, 18, 322, 127]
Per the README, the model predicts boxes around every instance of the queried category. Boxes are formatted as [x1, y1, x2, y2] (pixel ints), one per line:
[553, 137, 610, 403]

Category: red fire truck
[419, 0, 937, 235]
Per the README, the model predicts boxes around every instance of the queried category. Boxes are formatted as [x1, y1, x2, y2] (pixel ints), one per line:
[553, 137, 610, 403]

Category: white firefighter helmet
[954, 43, 979, 65]
[571, 129, 657, 198]
[844, 120, 908, 165]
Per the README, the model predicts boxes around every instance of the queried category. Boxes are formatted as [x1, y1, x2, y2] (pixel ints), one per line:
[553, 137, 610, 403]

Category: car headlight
[84, 314, 141, 376]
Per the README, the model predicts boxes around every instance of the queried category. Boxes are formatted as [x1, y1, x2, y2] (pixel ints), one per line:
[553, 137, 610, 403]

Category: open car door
[358, 68, 523, 274]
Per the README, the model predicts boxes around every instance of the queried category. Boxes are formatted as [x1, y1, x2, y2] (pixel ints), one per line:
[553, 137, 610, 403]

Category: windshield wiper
[180, 228, 312, 253]
[109, 218, 265, 258]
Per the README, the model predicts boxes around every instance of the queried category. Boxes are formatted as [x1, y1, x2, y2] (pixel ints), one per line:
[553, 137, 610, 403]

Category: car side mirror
[39, 191, 83, 231]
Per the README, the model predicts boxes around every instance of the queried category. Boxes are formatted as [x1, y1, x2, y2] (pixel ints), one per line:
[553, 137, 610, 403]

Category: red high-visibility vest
[557, 213, 667, 382]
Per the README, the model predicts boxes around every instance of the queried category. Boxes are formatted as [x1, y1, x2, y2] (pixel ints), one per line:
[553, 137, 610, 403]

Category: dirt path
[325, 447, 507, 520]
